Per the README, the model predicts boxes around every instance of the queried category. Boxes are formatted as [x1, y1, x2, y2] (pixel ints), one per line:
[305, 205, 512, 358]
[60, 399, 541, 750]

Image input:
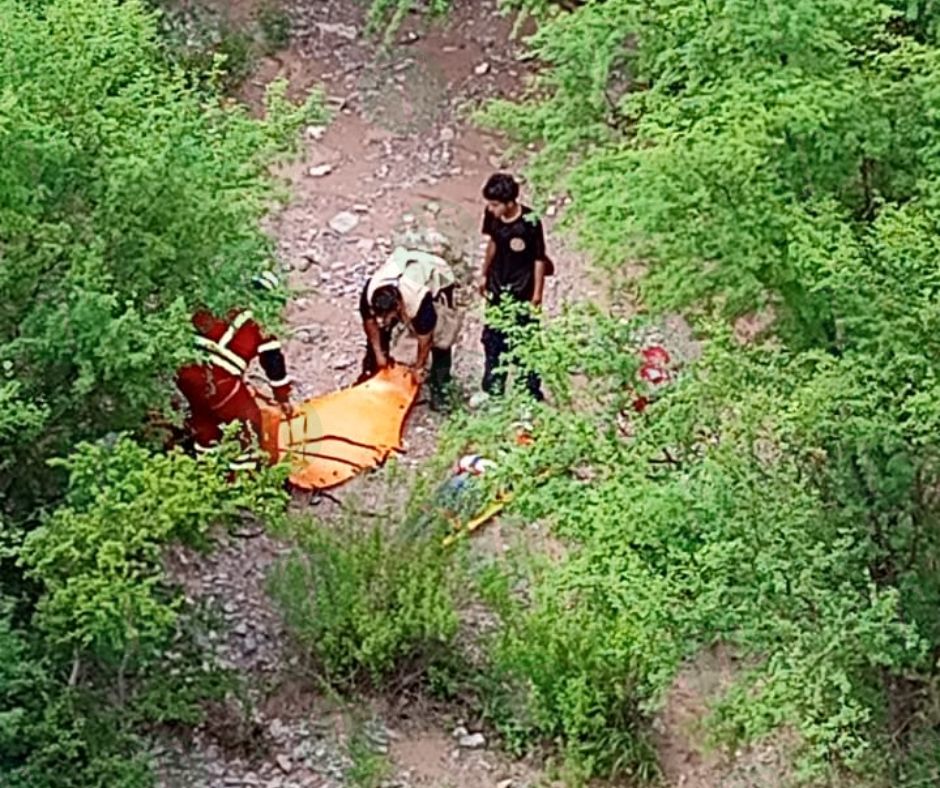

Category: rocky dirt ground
[155, 2, 783, 786]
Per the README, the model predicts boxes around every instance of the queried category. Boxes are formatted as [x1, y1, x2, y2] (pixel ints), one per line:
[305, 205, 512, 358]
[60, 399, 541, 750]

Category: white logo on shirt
[510, 237, 526, 252]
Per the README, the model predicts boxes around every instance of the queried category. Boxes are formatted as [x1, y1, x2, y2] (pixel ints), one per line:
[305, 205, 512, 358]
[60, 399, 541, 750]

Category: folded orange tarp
[258, 365, 419, 490]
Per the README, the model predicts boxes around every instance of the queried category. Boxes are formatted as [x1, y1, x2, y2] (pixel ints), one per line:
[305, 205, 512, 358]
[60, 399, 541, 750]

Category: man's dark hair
[370, 285, 399, 315]
[482, 172, 519, 204]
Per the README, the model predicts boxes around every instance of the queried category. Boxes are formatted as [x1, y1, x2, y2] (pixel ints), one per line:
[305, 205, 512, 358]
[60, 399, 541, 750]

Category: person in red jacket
[175, 271, 293, 471]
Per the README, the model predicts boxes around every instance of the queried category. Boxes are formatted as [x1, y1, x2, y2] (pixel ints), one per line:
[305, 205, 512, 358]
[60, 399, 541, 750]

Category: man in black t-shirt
[479, 172, 554, 400]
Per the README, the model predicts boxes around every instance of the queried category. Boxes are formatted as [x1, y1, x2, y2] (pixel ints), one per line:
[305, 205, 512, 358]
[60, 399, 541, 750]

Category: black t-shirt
[359, 282, 437, 335]
[482, 206, 551, 302]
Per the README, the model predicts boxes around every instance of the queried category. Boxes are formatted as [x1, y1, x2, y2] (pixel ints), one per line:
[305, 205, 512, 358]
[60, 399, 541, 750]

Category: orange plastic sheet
[258, 366, 419, 490]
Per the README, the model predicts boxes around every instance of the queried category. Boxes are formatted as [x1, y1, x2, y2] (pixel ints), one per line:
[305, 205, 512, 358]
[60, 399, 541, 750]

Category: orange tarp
[258, 366, 419, 490]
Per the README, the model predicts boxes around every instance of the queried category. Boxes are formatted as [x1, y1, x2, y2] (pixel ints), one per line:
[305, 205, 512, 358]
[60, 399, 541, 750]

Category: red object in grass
[639, 363, 670, 384]
[631, 344, 673, 414]
[641, 345, 671, 368]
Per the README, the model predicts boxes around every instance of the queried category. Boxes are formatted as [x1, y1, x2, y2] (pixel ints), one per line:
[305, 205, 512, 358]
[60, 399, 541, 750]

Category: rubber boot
[429, 348, 454, 412]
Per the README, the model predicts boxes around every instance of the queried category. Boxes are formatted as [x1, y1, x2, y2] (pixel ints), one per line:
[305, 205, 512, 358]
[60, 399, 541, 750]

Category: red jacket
[191, 308, 292, 402]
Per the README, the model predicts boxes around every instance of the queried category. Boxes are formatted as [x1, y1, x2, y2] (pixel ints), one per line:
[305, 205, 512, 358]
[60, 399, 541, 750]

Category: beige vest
[366, 246, 463, 350]
[366, 247, 456, 323]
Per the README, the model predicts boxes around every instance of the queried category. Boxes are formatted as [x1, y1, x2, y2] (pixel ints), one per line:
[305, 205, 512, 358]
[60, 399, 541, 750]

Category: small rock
[451, 725, 469, 740]
[424, 201, 441, 216]
[474, 62, 491, 76]
[352, 203, 370, 213]
[356, 238, 376, 255]
[269, 718, 288, 740]
[439, 127, 456, 142]
[468, 391, 490, 410]
[233, 621, 248, 637]
[276, 754, 292, 774]
[307, 163, 333, 178]
[304, 125, 326, 140]
[458, 732, 486, 749]
[329, 211, 360, 234]
[497, 780, 514, 788]
[315, 22, 358, 40]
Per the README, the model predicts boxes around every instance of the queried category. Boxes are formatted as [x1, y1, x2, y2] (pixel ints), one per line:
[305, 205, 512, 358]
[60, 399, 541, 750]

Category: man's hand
[376, 350, 390, 369]
[409, 365, 428, 384]
[279, 400, 295, 420]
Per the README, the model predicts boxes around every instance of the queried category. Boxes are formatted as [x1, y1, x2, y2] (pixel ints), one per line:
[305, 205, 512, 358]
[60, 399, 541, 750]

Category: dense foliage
[428, 0, 940, 782]
[269, 517, 461, 689]
[0, 0, 309, 782]
[0, 0, 318, 518]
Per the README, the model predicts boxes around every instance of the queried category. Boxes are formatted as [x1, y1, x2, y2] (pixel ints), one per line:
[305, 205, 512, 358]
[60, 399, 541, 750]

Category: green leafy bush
[0, 435, 286, 785]
[366, 0, 451, 39]
[0, 1, 311, 782]
[0, 0, 320, 519]
[269, 518, 460, 689]
[455, 0, 940, 781]
[20, 435, 287, 672]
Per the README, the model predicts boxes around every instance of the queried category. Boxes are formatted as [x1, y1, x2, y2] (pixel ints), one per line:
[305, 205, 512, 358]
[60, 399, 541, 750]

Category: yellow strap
[441, 492, 512, 547]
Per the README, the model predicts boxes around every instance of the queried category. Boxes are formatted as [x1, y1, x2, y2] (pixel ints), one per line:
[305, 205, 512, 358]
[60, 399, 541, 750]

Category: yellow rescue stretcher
[256, 365, 419, 490]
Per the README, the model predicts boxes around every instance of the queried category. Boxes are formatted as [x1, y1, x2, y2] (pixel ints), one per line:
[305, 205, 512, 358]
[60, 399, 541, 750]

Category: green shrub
[0, 0, 319, 519]
[257, 2, 292, 54]
[366, 0, 451, 40]
[0, 1, 308, 783]
[269, 519, 460, 689]
[432, 307, 933, 782]
[462, 0, 940, 781]
[2, 434, 284, 785]
[20, 434, 287, 672]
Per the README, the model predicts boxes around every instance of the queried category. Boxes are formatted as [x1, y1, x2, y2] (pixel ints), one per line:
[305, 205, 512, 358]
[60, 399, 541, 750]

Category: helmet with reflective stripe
[252, 270, 280, 291]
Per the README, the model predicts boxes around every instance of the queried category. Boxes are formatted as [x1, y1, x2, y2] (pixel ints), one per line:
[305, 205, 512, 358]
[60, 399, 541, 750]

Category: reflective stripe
[195, 335, 247, 368]
[231, 309, 253, 330]
[201, 352, 243, 377]
[256, 271, 279, 290]
[194, 442, 217, 454]
[217, 309, 254, 349]
[195, 336, 247, 375]
[228, 459, 258, 471]
[267, 374, 292, 387]
[258, 340, 281, 353]
[193, 310, 256, 378]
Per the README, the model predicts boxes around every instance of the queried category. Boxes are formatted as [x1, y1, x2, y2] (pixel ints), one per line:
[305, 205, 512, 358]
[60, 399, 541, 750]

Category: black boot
[429, 348, 454, 412]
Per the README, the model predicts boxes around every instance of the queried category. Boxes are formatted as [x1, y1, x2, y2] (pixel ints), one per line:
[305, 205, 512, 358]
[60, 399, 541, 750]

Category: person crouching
[357, 247, 461, 411]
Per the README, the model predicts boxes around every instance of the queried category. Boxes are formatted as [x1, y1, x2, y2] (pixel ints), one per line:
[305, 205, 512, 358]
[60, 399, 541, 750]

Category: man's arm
[480, 238, 496, 296]
[413, 332, 432, 381]
[531, 216, 550, 307]
[531, 258, 547, 307]
[360, 281, 389, 368]
[409, 295, 437, 381]
[257, 339, 293, 406]
[363, 316, 389, 368]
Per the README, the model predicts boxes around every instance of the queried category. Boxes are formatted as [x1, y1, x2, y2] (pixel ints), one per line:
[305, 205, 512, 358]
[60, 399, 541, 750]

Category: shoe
[468, 391, 490, 410]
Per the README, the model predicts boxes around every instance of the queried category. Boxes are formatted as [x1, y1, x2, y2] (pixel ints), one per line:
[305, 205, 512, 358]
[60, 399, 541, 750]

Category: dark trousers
[359, 327, 452, 400]
[481, 313, 543, 401]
